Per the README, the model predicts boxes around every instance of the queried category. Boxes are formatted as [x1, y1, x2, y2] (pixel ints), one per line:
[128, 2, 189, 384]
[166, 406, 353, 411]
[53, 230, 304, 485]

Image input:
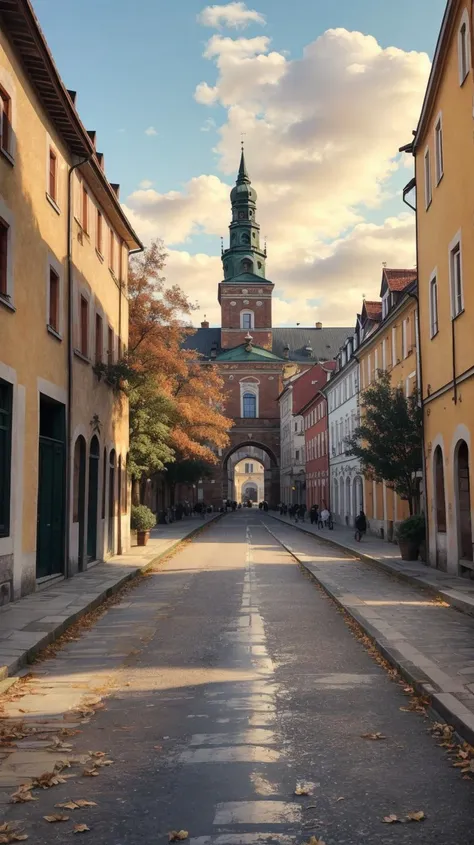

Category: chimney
[67, 90, 77, 105]
[111, 183, 120, 199]
[315, 321, 323, 329]
[87, 130, 97, 148]
[201, 320, 209, 329]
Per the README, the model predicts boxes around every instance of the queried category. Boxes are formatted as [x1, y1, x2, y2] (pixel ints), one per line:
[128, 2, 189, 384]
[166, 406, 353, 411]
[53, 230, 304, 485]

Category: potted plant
[131, 505, 156, 547]
[397, 514, 425, 561]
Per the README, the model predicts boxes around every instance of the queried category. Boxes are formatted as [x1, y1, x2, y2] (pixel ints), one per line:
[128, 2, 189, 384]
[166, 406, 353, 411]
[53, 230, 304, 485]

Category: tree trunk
[131, 478, 141, 507]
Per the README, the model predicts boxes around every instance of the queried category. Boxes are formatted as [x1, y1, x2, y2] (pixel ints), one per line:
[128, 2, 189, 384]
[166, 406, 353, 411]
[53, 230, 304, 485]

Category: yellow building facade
[0, 0, 141, 600]
[411, 0, 474, 574]
[356, 272, 418, 541]
[234, 458, 265, 503]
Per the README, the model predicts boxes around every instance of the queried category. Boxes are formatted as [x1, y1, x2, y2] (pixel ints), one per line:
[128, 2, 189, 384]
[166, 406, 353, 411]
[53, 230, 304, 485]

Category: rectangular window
[48, 148, 57, 202]
[424, 148, 432, 208]
[459, 20, 469, 84]
[48, 267, 59, 332]
[382, 338, 387, 370]
[295, 450, 300, 462]
[242, 393, 257, 418]
[374, 348, 378, 379]
[367, 354, 371, 384]
[391, 326, 397, 365]
[430, 275, 439, 337]
[0, 87, 11, 155]
[82, 185, 88, 233]
[96, 210, 103, 255]
[80, 295, 89, 356]
[435, 116, 444, 183]
[95, 313, 103, 364]
[109, 228, 115, 271]
[242, 313, 252, 330]
[450, 241, 463, 317]
[0, 379, 12, 538]
[0, 218, 8, 297]
[402, 319, 408, 358]
[107, 326, 114, 365]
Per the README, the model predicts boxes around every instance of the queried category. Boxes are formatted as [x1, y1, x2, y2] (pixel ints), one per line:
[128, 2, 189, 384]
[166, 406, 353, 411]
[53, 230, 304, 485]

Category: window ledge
[96, 248, 104, 263]
[430, 329, 439, 340]
[73, 348, 90, 364]
[0, 147, 14, 167]
[453, 308, 465, 321]
[47, 324, 62, 341]
[46, 193, 61, 215]
[0, 294, 15, 313]
[436, 172, 444, 187]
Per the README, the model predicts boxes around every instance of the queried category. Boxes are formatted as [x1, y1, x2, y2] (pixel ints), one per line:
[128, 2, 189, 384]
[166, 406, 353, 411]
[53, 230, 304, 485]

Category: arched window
[240, 310, 254, 330]
[73, 436, 86, 523]
[241, 259, 253, 273]
[241, 232, 250, 244]
[242, 393, 256, 418]
[434, 446, 446, 533]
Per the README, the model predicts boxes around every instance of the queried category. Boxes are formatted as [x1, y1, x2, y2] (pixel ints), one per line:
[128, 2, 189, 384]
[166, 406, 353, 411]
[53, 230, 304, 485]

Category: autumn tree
[347, 371, 422, 515]
[98, 239, 232, 502]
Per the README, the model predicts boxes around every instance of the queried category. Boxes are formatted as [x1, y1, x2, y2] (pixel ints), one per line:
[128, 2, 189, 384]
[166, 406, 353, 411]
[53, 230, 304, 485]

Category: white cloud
[145, 126, 158, 136]
[139, 179, 154, 189]
[198, 2, 266, 30]
[201, 117, 217, 132]
[126, 26, 429, 326]
[123, 174, 229, 245]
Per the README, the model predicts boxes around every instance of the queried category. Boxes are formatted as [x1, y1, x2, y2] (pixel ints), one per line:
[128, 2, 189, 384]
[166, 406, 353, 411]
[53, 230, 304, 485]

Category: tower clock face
[238, 211, 245, 219]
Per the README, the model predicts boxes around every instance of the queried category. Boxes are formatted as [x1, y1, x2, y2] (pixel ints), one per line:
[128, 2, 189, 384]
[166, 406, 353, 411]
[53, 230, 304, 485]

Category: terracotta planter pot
[137, 530, 150, 547]
[398, 538, 419, 561]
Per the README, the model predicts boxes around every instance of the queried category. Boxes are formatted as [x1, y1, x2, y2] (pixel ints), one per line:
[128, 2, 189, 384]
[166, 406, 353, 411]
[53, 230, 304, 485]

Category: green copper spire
[222, 148, 267, 282]
[237, 145, 250, 184]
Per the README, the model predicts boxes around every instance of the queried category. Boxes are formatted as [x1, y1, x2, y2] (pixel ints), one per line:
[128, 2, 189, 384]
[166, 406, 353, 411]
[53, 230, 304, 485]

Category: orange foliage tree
[101, 240, 232, 502]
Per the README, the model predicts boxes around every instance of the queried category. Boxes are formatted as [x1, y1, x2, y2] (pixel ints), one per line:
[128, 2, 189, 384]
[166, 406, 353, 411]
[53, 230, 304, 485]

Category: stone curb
[267, 522, 474, 748]
[0, 513, 223, 691]
[269, 514, 474, 618]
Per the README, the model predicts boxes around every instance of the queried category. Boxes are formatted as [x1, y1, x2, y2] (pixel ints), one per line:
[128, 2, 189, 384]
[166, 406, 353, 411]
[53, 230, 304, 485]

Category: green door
[37, 437, 65, 579]
[87, 438, 100, 562]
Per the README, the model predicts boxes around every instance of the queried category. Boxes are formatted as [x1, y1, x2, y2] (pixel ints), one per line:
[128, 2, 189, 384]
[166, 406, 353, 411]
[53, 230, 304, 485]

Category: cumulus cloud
[145, 126, 158, 136]
[123, 175, 230, 245]
[139, 179, 154, 189]
[125, 26, 429, 326]
[198, 2, 266, 30]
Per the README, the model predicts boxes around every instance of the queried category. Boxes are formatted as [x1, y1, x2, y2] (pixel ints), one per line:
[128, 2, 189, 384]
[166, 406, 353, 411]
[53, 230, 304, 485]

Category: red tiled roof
[363, 300, 382, 321]
[383, 268, 417, 292]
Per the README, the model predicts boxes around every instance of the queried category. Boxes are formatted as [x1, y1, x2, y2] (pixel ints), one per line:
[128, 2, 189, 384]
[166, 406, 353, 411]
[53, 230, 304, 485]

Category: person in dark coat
[310, 504, 319, 525]
[298, 503, 306, 522]
[355, 510, 367, 541]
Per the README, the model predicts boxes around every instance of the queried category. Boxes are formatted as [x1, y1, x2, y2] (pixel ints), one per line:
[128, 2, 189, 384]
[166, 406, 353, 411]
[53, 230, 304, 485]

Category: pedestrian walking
[354, 509, 367, 541]
[310, 504, 319, 525]
[298, 503, 306, 522]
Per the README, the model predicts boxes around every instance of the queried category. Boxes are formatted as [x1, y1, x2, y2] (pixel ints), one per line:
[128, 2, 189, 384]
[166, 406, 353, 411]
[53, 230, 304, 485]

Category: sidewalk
[0, 514, 221, 682]
[271, 514, 474, 617]
[267, 515, 474, 744]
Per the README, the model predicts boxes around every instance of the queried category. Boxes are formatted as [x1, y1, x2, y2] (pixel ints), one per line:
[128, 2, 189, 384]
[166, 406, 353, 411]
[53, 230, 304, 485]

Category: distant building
[278, 374, 305, 506]
[356, 271, 418, 541]
[0, 0, 141, 600]
[295, 363, 336, 510]
[234, 458, 265, 503]
[325, 333, 362, 527]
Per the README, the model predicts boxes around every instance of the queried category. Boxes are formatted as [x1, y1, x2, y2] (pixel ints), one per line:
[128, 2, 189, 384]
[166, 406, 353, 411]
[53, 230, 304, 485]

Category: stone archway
[223, 441, 279, 506]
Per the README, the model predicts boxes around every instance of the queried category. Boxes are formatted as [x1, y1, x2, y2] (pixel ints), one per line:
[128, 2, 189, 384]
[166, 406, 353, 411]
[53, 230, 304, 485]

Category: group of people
[278, 500, 368, 540]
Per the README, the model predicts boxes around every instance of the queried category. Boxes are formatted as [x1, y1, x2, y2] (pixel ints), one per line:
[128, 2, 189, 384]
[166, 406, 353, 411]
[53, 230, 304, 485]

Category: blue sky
[33, 0, 445, 198]
[31, 0, 447, 326]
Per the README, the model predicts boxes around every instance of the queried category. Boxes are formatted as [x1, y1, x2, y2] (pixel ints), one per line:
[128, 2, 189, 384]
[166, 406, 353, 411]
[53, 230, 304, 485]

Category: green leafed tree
[346, 371, 423, 515]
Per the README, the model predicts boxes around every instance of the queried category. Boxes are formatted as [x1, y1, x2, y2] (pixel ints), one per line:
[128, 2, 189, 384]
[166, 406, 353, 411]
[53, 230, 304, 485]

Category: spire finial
[237, 136, 250, 184]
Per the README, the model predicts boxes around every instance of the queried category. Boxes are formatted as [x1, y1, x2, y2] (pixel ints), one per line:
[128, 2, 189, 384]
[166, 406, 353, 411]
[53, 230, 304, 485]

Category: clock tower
[219, 148, 274, 350]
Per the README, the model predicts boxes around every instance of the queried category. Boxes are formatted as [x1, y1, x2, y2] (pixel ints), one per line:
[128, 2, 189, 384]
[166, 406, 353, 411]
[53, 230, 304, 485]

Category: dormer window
[382, 293, 390, 318]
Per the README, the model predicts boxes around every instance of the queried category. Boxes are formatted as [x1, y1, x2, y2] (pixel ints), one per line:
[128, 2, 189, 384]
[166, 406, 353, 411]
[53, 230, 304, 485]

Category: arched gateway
[181, 149, 357, 511]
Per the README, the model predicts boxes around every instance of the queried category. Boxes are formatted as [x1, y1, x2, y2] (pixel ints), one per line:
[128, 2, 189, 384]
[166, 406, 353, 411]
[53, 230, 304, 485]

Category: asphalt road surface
[3, 510, 474, 844]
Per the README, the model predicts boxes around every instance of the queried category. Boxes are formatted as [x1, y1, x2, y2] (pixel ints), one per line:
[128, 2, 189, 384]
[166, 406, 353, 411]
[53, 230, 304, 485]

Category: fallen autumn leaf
[44, 815, 69, 823]
[168, 831, 189, 842]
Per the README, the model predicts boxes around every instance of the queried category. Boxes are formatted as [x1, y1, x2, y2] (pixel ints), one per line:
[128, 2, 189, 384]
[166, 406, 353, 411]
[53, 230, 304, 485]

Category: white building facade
[279, 379, 305, 505]
[326, 337, 363, 526]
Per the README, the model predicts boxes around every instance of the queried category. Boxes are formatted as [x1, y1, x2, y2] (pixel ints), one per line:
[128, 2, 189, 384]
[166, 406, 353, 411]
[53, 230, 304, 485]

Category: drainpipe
[66, 155, 92, 579]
